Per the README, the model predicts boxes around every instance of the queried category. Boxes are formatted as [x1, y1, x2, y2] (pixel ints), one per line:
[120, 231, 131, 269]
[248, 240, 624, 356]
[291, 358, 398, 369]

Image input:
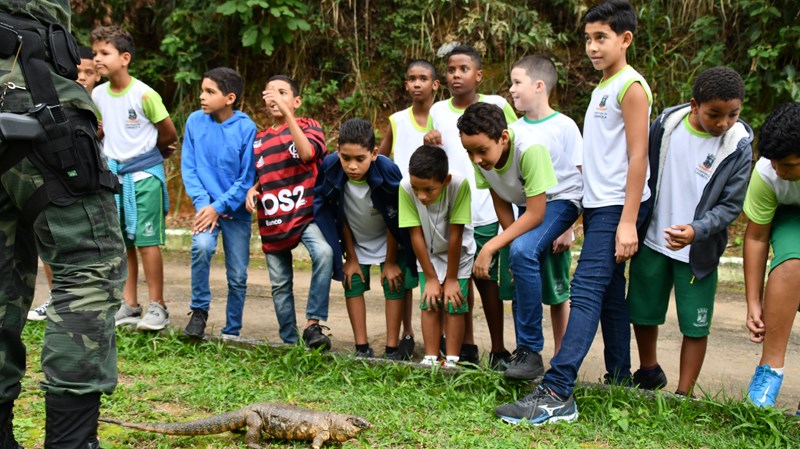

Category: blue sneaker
[494, 384, 578, 425]
[748, 364, 783, 407]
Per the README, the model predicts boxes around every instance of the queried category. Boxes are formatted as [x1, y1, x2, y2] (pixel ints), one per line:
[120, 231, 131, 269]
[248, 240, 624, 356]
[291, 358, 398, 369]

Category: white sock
[423, 355, 438, 363]
[446, 355, 460, 363]
[771, 366, 785, 376]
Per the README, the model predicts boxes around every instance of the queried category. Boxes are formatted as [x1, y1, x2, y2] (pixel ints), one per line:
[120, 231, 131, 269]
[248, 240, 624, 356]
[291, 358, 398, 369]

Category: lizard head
[331, 414, 371, 441]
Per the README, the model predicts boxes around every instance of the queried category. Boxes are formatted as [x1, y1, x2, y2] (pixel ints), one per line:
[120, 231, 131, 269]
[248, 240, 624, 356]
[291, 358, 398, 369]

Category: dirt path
[33, 252, 800, 409]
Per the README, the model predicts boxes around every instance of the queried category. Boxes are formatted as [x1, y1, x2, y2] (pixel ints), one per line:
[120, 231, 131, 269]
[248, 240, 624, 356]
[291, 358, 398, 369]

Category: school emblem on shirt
[597, 95, 609, 111]
[127, 108, 137, 122]
[594, 95, 609, 119]
[693, 308, 709, 327]
[695, 153, 715, 180]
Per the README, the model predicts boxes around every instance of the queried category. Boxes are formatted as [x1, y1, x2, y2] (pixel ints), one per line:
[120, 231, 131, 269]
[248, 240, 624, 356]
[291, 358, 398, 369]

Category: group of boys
[14, 4, 800, 447]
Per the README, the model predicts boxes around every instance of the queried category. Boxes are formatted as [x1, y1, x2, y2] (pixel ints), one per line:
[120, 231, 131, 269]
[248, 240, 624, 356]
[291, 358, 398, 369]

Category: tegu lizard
[99, 402, 371, 449]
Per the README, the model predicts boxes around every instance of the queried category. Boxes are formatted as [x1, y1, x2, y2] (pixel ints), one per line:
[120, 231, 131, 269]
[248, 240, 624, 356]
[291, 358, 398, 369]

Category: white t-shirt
[343, 180, 388, 264]
[743, 157, 800, 225]
[582, 65, 652, 207]
[93, 78, 169, 164]
[398, 173, 475, 281]
[516, 112, 583, 167]
[645, 116, 725, 262]
[389, 107, 432, 177]
[474, 128, 557, 207]
[429, 95, 517, 226]
[508, 116, 583, 207]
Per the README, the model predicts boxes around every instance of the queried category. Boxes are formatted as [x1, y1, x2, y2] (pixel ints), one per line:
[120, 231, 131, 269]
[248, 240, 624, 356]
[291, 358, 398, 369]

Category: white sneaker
[421, 355, 438, 366]
[114, 303, 142, 326]
[136, 303, 170, 331]
[27, 299, 50, 321]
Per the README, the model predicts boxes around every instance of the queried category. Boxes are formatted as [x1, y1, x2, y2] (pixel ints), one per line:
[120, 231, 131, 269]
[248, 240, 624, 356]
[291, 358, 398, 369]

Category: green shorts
[769, 206, 800, 272]
[344, 253, 418, 300]
[120, 176, 166, 248]
[474, 222, 500, 281]
[542, 249, 571, 306]
[418, 272, 469, 314]
[499, 245, 514, 300]
[628, 245, 718, 338]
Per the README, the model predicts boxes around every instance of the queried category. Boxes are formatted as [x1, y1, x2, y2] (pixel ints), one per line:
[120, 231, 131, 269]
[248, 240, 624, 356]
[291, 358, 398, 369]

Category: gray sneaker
[114, 303, 142, 326]
[504, 347, 544, 380]
[136, 303, 170, 331]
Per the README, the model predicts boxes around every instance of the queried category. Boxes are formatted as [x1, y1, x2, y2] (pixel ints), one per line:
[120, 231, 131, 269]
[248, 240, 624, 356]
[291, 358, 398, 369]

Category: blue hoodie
[181, 110, 257, 221]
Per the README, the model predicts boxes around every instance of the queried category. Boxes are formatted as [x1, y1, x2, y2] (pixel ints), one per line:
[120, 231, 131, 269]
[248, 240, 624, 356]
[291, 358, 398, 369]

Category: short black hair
[446, 44, 482, 70]
[409, 145, 449, 183]
[91, 25, 135, 59]
[267, 75, 300, 97]
[512, 55, 558, 96]
[203, 67, 244, 108]
[78, 45, 93, 60]
[758, 102, 800, 160]
[692, 66, 745, 105]
[457, 103, 507, 141]
[338, 118, 375, 150]
[582, 0, 637, 34]
[408, 59, 437, 81]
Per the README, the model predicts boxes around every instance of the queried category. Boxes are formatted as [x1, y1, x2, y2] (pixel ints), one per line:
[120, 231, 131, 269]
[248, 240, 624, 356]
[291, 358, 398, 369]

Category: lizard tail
[99, 409, 247, 435]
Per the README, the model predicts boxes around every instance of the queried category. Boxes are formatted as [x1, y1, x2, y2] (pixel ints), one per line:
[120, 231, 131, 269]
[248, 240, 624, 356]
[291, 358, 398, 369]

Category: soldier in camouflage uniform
[0, 1, 126, 448]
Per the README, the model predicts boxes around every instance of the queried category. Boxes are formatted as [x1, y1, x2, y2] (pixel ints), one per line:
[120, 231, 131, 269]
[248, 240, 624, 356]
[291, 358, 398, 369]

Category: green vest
[0, 0, 71, 28]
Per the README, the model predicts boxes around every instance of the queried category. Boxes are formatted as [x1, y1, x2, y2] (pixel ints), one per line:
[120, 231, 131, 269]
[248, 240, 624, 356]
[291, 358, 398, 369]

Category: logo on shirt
[127, 108, 138, 122]
[597, 95, 609, 111]
[693, 308, 709, 327]
[695, 153, 716, 180]
[256, 156, 265, 169]
[386, 205, 397, 219]
[260, 186, 306, 216]
[288, 143, 299, 159]
[253, 138, 263, 148]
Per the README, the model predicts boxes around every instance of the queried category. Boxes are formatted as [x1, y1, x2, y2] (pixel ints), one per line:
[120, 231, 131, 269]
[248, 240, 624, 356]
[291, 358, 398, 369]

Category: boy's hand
[423, 130, 443, 146]
[552, 228, 574, 254]
[746, 303, 765, 343]
[664, 224, 695, 250]
[615, 221, 639, 263]
[473, 246, 495, 280]
[193, 205, 219, 234]
[263, 85, 293, 119]
[246, 185, 260, 213]
[160, 143, 177, 159]
[381, 262, 403, 293]
[421, 282, 443, 311]
[342, 258, 361, 291]
[443, 278, 463, 310]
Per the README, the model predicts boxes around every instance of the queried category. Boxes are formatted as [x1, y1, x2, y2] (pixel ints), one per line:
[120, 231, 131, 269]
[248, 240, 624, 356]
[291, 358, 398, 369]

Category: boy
[91, 25, 178, 331]
[245, 75, 333, 350]
[181, 67, 257, 340]
[506, 55, 585, 367]
[742, 102, 800, 411]
[399, 145, 475, 367]
[28, 45, 102, 322]
[495, 0, 651, 424]
[377, 59, 440, 359]
[316, 118, 417, 359]
[628, 67, 752, 397]
[423, 44, 517, 365]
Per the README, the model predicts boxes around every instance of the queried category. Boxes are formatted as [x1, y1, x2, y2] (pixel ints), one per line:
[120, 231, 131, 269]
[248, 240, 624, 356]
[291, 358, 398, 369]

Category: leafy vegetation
[14, 323, 800, 448]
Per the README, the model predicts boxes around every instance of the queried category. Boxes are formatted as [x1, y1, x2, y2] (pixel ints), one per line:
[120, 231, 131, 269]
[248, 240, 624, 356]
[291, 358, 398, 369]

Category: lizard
[99, 402, 371, 449]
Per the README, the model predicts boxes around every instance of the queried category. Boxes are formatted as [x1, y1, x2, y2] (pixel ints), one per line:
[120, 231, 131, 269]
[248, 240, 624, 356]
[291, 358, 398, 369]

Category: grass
[15, 324, 799, 448]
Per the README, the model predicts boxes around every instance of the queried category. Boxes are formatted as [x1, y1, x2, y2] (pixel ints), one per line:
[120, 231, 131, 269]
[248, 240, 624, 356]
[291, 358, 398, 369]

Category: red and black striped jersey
[253, 117, 327, 252]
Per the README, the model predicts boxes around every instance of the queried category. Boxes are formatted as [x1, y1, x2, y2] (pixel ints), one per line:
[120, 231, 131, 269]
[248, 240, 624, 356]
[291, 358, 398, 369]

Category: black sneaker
[495, 384, 579, 425]
[182, 309, 208, 339]
[603, 372, 634, 387]
[355, 347, 375, 358]
[397, 334, 415, 360]
[632, 365, 668, 390]
[459, 343, 480, 365]
[504, 347, 544, 380]
[302, 323, 331, 351]
[489, 350, 512, 371]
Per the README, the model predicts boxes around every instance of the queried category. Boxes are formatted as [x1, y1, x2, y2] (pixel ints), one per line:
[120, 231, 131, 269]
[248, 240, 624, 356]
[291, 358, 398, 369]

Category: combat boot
[44, 393, 101, 449]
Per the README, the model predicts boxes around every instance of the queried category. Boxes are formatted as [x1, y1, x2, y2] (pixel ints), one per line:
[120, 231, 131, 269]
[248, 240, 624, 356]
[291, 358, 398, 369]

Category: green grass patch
[16, 323, 799, 448]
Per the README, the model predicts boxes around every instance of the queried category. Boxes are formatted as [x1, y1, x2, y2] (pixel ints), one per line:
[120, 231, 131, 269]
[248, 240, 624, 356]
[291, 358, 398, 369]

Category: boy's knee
[192, 234, 217, 255]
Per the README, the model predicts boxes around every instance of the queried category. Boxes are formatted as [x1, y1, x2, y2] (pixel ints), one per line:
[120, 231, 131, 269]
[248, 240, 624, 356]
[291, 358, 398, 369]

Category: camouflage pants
[0, 157, 126, 403]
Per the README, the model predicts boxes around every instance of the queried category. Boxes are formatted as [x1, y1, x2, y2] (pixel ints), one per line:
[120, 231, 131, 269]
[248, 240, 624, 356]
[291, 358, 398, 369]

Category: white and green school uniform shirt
[508, 118, 583, 207]
[398, 173, 476, 282]
[93, 78, 169, 179]
[514, 112, 583, 168]
[344, 179, 388, 265]
[582, 65, 652, 207]
[645, 115, 742, 262]
[389, 107, 432, 176]
[743, 157, 800, 225]
[473, 128, 558, 207]
[429, 95, 517, 226]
